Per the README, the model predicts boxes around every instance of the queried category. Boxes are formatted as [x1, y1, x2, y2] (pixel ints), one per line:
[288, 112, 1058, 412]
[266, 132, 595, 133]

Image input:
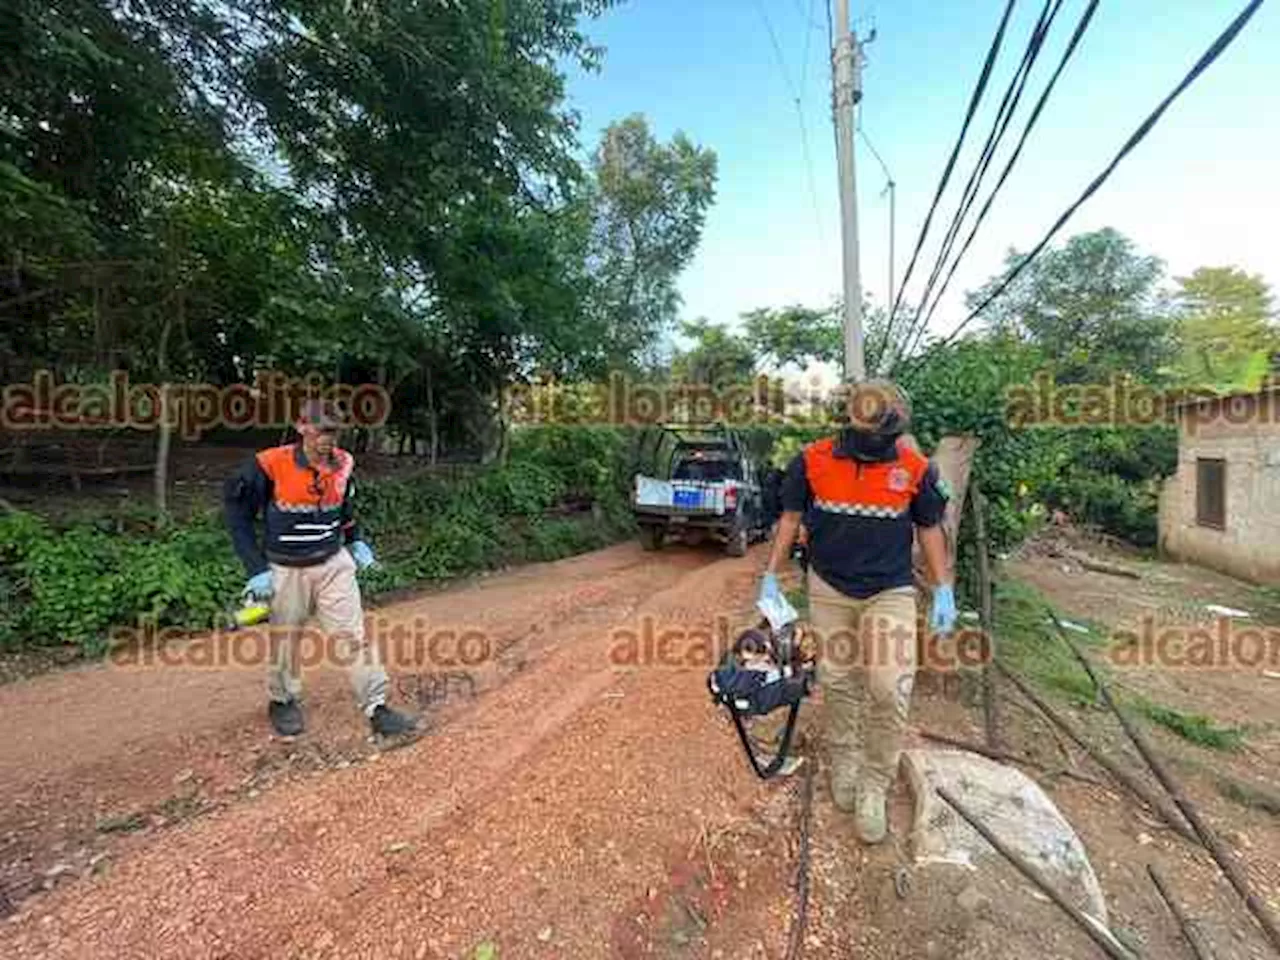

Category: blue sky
[562, 0, 1280, 350]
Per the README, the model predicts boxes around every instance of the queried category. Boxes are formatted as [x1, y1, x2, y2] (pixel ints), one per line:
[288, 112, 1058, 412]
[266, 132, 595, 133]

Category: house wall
[1158, 392, 1280, 584]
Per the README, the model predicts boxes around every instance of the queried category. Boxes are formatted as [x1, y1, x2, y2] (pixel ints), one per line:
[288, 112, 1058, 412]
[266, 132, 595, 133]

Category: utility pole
[832, 0, 866, 382]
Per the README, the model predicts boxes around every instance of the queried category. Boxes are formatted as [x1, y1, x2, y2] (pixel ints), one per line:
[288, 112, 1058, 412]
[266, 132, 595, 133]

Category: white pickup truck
[630, 425, 766, 556]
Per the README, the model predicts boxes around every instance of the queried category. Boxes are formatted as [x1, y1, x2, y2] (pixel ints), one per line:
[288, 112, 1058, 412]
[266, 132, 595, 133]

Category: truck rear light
[724, 485, 738, 511]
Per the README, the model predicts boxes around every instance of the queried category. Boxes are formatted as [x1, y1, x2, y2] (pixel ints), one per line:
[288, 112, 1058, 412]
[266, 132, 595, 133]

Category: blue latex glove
[757, 572, 799, 629]
[758, 572, 783, 608]
[349, 540, 377, 570]
[930, 583, 957, 634]
[244, 570, 273, 601]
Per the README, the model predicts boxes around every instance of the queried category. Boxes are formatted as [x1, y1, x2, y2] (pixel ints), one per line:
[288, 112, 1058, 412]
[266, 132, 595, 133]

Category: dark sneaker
[369, 705, 418, 737]
[268, 699, 304, 737]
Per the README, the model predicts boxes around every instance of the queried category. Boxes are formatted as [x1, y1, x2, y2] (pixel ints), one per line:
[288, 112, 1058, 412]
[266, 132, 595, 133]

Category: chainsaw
[707, 618, 815, 779]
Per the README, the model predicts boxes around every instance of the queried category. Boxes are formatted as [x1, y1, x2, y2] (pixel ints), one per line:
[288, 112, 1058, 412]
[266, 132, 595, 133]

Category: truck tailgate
[633, 475, 730, 514]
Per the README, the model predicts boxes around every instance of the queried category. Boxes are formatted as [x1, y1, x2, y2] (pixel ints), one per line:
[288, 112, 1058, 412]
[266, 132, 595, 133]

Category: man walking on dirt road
[224, 398, 417, 739]
[758, 379, 956, 843]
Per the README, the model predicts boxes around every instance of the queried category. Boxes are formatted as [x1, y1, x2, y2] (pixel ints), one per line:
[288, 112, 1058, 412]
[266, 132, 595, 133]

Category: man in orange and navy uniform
[224, 398, 416, 738]
[759, 380, 955, 843]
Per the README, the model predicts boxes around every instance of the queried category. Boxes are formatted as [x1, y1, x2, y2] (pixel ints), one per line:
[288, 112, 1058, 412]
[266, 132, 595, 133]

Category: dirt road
[0, 542, 808, 958]
[4, 533, 1280, 959]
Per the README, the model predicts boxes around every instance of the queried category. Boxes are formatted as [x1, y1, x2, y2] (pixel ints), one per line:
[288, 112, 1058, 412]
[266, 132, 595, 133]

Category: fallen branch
[935, 786, 1138, 960]
[1148, 864, 1214, 960]
[1075, 556, 1142, 580]
[918, 729, 1105, 788]
[970, 484, 1001, 751]
[994, 662, 1199, 845]
[1214, 772, 1280, 817]
[1006, 693, 1076, 765]
[785, 757, 814, 960]
[1052, 545, 1143, 580]
[1049, 612, 1280, 953]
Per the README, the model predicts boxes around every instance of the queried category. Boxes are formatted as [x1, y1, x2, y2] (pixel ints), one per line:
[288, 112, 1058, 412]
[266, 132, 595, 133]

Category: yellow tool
[236, 602, 270, 627]
[231, 598, 271, 629]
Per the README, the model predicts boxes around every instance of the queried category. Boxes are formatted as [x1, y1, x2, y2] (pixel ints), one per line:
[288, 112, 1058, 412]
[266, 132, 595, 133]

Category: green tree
[1172, 266, 1277, 390]
[743, 304, 841, 369]
[585, 114, 718, 370]
[966, 228, 1174, 384]
[670, 318, 756, 389]
[742, 300, 894, 374]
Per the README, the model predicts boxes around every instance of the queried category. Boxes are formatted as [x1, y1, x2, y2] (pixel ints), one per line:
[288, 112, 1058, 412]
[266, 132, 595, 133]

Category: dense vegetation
[3, 3, 1277, 656]
[1, 0, 717, 459]
[0, 426, 641, 652]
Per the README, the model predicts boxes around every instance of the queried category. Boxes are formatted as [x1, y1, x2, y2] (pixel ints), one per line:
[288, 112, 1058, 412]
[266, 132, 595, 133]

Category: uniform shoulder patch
[936, 474, 953, 501]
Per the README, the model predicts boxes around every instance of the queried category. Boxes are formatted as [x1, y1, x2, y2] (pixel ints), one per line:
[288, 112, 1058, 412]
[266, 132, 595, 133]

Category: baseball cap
[845, 379, 912, 434]
[296, 397, 343, 430]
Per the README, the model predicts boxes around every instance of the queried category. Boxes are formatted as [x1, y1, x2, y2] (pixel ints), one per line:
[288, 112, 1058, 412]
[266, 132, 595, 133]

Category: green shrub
[0, 426, 641, 654]
[1134, 699, 1246, 751]
[0, 510, 242, 653]
[1043, 470, 1161, 546]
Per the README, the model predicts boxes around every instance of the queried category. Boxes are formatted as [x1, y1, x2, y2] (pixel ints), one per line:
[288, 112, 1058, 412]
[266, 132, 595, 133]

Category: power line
[857, 125, 896, 308]
[875, 0, 1019, 369]
[825, 0, 834, 65]
[800, 0, 818, 94]
[792, 0, 825, 32]
[826, 0, 837, 164]
[897, 0, 1269, 377]
[901, 0, 1100, 360]
[797, 0, 826, 245]
[898, 0, 1064, 361]
[753, 0, 828, 246]
[858, 127, 892, 188]
[755, 0, 798, 101]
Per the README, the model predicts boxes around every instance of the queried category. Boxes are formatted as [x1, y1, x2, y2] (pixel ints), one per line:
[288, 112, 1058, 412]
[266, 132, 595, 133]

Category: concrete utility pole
[832, 0, 865, 382]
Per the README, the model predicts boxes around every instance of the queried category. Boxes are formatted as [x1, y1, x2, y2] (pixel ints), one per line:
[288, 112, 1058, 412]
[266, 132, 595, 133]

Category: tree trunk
[426, 366, 439, 466]
[154, 296, 176, 522]
[495, 383, 510, 466]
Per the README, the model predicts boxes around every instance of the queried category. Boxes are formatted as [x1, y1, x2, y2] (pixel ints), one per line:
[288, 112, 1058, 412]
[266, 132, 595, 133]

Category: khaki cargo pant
[808, 571, 917, 797]
[267, 548, 389, 716]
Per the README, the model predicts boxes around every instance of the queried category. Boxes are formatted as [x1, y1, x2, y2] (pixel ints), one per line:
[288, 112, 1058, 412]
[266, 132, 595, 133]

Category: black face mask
[839, 427, 900, 462]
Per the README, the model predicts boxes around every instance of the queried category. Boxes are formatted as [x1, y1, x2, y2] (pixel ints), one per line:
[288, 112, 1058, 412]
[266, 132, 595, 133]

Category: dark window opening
[1196, 458, 1226, 529]
[672, 457, 740, 482]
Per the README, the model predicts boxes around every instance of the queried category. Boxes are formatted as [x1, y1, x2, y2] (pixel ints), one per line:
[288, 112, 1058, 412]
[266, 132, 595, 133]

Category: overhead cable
[876, 0, 1019, 368]
[896, 0, 1066, 364]
[901, 0, 1100, 361]
[896, 0, 1269, 377]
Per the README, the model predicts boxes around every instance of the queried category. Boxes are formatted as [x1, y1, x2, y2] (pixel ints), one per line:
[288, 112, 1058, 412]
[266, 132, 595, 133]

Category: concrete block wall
[1159, 402, 1280, 585]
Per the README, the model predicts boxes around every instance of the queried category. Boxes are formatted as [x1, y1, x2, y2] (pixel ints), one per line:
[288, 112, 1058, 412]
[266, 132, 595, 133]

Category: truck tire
[639, 525, 664, 551]
[725, 522, 748, 557]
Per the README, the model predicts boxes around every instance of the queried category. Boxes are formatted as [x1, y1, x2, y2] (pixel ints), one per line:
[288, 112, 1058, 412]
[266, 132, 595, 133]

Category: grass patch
[1246, 585, 1280, 626]
[1215, 775, 1280, 816]
[95, 811, 147, 834]
[994, 579, 1247, 750]
[1133, 699, 1246, 751]
[991, 580, 1104, 703]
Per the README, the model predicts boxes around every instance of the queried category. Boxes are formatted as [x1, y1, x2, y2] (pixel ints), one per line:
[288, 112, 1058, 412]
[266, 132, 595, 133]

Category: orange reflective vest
[224, 443, 360, 575]
[802, 436, 932, 520]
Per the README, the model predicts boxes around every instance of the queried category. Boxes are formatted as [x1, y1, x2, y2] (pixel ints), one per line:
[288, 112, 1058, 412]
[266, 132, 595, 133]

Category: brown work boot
[854, 784, 888, 844]
[829, 762, 858, 812]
